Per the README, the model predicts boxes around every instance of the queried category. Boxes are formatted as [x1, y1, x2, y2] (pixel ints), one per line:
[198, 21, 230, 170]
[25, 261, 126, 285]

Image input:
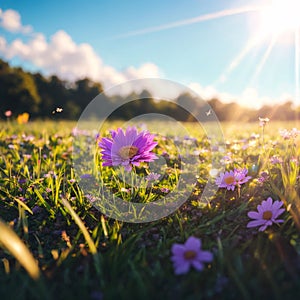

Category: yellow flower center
[263, 210, 273, 220]
[184, 250, 197, 260]
[118, 145, 138, 159]
[224, 175, 235, 185]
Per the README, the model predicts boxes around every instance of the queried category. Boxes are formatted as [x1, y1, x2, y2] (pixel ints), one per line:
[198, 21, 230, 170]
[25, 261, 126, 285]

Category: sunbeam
[114, 5, 262, 39]
[250, 34, 278, 84]
[216, 33, 266, 85]
[216, 0, 300, 109]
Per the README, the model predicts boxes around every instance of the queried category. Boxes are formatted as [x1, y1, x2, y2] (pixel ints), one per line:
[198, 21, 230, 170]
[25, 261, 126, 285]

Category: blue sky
[0, 0, 299, 108]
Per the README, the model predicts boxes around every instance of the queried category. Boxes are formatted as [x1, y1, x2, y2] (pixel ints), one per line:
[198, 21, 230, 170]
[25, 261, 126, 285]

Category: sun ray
[114, 5, 263, 39]
[216, 33, 266, 85]
[250, 34, 278, 84]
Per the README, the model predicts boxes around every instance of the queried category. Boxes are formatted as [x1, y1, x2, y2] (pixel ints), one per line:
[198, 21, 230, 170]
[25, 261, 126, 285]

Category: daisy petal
[247, 211, 260, 219]
[272, 200, 284, 210]
[174, 261, 190, 275]
[274, 219, 284, 223]
[185, 236, 201, 251]
[191, 260, 204, 271]
[247, 219, 266, 228]
[258, 224, 268, 231]
[171, 244, 185, 256]
[198, 251, 213, 262]
[273, 208, 285, 219]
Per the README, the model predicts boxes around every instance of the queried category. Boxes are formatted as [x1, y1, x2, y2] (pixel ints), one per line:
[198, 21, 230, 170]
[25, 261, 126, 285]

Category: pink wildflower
[171, 236, 213, 275]
[247, 197, 285, 232]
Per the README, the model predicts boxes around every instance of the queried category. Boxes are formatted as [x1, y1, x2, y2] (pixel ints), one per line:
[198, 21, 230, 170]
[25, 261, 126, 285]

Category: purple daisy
[145, 172, 161, 182]
[215, 170, 236, 191]
[171, 236, 213, 275]
[215, 168, 251, 191]
[279, 128, 300, 140]
[258, 117, 270, 127]
[234, 168, 252, 185]
[247, 197, 285, 232]
[98, 126, 158, 171]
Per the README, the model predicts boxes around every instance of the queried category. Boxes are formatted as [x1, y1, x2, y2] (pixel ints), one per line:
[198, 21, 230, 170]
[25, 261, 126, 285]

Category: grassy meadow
[1, 119, 300, 300]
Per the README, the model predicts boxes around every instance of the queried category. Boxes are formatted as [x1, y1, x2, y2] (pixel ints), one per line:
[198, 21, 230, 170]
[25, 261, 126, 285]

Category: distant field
[1, 120, 300, 299]
[1, 119, 300, 142]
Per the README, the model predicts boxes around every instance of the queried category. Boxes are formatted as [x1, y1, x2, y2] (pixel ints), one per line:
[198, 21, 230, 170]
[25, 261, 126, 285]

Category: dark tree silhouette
[0, 58, 299, 122]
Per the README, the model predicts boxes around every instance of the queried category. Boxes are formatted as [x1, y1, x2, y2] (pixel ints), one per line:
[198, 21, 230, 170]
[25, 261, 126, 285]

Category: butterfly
[205, 109, 212, 116]
[52, 107, 63, 114]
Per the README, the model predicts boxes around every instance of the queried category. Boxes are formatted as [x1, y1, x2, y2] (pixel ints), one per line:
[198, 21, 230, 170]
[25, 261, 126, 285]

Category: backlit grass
[0, 120, 300, 300]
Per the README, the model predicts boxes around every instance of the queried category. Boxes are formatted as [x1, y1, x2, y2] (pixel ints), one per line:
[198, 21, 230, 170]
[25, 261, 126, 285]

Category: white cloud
[189, 83, 217, 100]
[0, 8, 32, 33]
[0, 30, 162, 92]
[124, 63, 161, 80]
[188, 82, 293, 109]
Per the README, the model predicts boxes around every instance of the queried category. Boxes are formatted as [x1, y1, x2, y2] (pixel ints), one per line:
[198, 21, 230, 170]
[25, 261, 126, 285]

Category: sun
[259, 0, 300, 36]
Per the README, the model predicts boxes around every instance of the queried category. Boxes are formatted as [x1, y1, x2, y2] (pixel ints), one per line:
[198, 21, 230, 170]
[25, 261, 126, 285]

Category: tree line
[0, 58, 298, 122]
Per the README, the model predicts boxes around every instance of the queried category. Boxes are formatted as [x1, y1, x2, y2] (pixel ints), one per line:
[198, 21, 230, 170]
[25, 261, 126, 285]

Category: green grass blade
[0, 219, 40, 280]
[61, 197, 97, 255]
